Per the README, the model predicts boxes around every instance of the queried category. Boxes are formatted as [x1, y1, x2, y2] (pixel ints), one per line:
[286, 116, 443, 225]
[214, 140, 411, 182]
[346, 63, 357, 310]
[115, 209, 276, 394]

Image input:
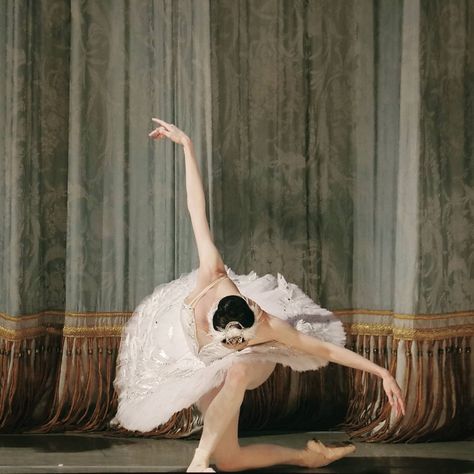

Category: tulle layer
[110, 267, 345, 432]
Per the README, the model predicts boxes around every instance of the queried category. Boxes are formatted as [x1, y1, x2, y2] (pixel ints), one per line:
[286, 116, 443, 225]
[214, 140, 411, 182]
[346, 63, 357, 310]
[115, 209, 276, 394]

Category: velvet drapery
[1, 0, 472, 441]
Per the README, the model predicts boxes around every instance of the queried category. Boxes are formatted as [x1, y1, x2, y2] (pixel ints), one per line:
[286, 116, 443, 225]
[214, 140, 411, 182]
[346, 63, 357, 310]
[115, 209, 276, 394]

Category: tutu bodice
[180, 301, 235, 361]
[180, 272, 267, 362]
[110, 266, 346, 433]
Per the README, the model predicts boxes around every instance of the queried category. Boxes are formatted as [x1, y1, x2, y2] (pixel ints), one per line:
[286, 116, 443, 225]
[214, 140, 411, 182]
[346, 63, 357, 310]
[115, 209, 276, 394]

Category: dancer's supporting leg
[187, 361, 276, 472]
[187, 361, 355, 472]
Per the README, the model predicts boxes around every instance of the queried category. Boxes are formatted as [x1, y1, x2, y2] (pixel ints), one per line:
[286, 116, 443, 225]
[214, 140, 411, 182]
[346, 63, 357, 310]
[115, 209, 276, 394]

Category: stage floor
[0, 430, 473, 473]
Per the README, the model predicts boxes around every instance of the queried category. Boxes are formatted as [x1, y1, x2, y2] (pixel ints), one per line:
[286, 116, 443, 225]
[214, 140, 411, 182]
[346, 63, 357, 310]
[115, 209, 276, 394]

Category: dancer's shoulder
[260, 313, 301, 346]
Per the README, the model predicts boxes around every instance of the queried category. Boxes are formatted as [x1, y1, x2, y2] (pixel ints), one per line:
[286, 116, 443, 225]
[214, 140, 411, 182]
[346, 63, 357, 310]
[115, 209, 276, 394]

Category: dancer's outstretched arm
[149, 118, 225, 278]
[266, 316, 406, 417]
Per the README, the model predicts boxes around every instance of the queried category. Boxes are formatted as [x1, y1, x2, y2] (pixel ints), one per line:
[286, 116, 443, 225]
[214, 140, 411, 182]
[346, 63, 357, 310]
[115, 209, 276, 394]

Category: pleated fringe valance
[1, 313, 472, 442]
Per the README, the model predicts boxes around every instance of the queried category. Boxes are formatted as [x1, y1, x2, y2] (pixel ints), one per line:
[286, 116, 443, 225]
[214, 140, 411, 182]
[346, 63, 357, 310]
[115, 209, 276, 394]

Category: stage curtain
[0, 0, 71, 430]
[209, 0, 473, 441]
[0, 0, 213, 434]
[0, 0, 472, 442]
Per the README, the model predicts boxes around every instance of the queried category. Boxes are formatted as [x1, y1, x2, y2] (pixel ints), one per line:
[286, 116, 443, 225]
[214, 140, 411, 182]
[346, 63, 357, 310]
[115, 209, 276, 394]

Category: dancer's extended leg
[215, 438, 356, 471]
[208, 409, 355, 471]
[211, 412, 308, 471]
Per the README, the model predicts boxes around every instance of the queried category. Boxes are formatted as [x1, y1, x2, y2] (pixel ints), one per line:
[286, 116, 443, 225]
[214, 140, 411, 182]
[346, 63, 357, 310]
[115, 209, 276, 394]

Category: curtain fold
[39, 0, 215, 433]
[0, 0, 70, 430]
[0, 0, 472, 441]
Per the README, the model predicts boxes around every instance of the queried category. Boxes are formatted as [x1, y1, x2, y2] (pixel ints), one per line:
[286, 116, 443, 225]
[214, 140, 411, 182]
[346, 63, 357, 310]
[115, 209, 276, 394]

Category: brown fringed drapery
[342, 320, 473, 441]
[2, 316, 472, 441]
[0, 317, 63, 431]
[1, 0, 473, 442]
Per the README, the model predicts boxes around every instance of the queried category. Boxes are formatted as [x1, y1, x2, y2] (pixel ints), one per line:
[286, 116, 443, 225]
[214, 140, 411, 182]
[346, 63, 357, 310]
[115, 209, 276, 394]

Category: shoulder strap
[188, 274, 228, 308]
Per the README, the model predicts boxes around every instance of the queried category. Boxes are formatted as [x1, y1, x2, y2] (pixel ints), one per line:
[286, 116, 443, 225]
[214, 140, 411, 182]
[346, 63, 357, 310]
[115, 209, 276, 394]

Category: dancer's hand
[149, 118, 190, 146]
[382, 371, 406, 417]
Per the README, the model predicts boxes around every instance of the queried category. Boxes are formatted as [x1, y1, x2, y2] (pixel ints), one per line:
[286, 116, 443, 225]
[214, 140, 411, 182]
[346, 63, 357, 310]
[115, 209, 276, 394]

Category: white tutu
[110, 267, 346, 433]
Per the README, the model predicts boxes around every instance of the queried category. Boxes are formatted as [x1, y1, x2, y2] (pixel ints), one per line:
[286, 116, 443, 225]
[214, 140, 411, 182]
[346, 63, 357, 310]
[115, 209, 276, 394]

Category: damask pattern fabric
[0, 0, 472, 440]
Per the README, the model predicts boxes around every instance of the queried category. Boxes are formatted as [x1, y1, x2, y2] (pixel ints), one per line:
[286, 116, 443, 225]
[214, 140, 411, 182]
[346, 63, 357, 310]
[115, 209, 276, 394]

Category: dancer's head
[211, 295, 256, 346]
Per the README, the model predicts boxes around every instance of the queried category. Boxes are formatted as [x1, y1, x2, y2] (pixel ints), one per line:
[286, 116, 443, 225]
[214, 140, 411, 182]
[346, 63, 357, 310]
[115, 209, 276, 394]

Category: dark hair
[212, 295, 255, 331]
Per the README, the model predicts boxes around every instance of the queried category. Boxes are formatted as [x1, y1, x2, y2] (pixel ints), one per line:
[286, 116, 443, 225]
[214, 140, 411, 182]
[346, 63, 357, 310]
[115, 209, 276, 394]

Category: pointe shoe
[301, 438, 356, 468]
[186, 467, 215, 473]
[186, 463, 216, 473]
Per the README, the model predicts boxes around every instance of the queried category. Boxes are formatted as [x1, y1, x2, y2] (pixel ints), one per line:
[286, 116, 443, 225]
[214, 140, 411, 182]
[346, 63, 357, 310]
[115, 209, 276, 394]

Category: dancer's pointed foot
[300, 439, 356, 468]
[186, 447, 216, 472]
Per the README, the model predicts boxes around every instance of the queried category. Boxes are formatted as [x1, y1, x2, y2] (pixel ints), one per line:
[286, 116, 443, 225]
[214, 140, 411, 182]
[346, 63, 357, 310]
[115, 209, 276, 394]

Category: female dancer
[111, 118, 406, 473]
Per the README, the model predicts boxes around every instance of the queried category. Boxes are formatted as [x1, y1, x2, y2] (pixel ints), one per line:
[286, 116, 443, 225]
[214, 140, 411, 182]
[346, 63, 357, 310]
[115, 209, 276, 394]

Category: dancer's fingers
[388, 392, 400, 417]
[398, 396, 406, 416]
[149, 127, 171, 140]
[393, 388, 405, 415]
[148, 129, 163, 139]
[388, 392, 394, 406]
[152, 117, 173, 130]
[391, 393, 405, 417]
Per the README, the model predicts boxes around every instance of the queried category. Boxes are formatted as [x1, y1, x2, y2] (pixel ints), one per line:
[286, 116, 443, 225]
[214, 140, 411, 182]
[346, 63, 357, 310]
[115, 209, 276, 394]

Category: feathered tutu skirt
[110, 267, 346, 432]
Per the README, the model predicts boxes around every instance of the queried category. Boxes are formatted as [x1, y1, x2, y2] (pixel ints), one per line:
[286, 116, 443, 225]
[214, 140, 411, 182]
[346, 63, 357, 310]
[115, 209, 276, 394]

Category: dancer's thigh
[245, 360, 277, 390]
[195, 381, 225, 415]
[196, 360, 276, 413]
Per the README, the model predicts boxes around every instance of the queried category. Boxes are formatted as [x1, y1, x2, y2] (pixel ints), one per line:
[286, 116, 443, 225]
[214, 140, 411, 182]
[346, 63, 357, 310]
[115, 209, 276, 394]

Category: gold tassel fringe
[1, 332, 472, 441]
[342, 334, 473, 442]
[0, 334, 62, 432]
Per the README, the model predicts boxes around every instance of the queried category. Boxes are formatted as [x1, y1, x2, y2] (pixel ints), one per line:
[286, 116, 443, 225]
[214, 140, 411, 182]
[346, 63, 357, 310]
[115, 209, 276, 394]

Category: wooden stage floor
[0, 430, 473, 473]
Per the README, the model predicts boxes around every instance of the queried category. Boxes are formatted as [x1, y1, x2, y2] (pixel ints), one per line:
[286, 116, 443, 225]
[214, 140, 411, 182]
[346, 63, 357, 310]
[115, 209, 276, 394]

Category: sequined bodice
[180, 302, 236, 362]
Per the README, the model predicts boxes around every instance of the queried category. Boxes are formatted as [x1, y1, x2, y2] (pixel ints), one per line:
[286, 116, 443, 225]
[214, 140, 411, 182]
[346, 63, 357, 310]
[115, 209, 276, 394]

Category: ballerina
[111, 118, 406, 472]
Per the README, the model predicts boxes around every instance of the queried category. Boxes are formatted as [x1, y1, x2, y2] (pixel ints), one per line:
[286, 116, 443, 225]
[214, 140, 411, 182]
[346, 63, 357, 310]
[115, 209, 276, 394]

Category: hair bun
[212, 295, 255, 331]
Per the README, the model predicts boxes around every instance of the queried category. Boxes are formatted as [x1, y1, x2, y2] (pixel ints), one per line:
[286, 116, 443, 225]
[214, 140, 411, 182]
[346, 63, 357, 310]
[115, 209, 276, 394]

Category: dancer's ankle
[186, 447, 213, 472]
[295, 448, 308, 467]
[193, 446, 211, 464]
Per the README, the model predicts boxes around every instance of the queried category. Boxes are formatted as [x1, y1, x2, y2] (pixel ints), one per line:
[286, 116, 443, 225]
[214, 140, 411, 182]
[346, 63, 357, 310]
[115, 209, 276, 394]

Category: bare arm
[149, 118, 225, 276]
[266, 315, 406, 417]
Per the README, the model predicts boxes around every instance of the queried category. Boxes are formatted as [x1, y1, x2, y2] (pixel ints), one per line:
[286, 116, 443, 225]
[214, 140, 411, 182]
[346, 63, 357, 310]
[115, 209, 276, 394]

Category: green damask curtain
[0, 0, 70, 428]
[1, 0, 472, 441]
[0, 0, 213, 432]
[210, 0, 474, 441]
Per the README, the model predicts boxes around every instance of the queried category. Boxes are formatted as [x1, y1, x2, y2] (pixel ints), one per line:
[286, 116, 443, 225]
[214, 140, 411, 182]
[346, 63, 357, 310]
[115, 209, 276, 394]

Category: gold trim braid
[1, 308, 473, 322]
[335, 309, 474, 320]
[347, 323, 474, 340]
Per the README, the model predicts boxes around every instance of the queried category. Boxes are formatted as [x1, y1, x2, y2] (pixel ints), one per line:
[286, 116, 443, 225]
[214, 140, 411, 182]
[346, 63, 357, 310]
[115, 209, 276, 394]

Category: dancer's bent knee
[225, 362, 251, 390]
[214, 451, 244, 473]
